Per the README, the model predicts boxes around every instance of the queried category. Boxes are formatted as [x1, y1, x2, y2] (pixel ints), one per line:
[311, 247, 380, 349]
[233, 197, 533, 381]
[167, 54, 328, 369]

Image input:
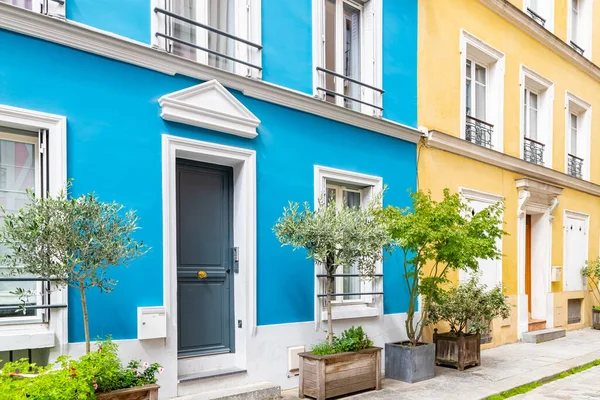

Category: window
[568, 0, 592, 58]
[153, 0, 262, 77]
[313, 0, 383, 116]
[461, 31, 505, 151]
[521, 66, 553, 167]
[314, 166, 383, 321]
[565, 92, 590, 180]
[0, 0, 65, 16]
[525, 0, 554, 32]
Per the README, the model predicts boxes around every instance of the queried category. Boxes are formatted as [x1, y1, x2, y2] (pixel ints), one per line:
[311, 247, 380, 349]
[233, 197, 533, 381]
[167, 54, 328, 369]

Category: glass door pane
[343, 3, 361, 111]
[325, 0, 337, 104]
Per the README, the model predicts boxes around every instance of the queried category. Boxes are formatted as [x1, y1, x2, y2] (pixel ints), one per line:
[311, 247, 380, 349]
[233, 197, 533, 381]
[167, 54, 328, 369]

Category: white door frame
[516, 179, 562, 338]
[162, 134, 256, 378]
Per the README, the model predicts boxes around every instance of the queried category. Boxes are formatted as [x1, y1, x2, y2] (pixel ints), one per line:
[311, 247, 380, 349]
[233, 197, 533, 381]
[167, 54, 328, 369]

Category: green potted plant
[273, 193, 389, 399]
[581, 258, 600, 329]
[428, 276, 510, 370]
[0, 187, 148, 355]
[379, 189, 505, 383]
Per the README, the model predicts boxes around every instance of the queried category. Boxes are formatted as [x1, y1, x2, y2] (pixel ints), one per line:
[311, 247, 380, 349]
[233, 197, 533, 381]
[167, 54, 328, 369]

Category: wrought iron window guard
[526, 8, 546, 26]
[567, 153, 584, 179]
[0, 277, 66, 313]
[154, 7, 262, 71]
[316, 67, 384, 111]
[523, 137, 545, 165]
[316, 274, 383, 298]
[570, 41, 585, 56]
[465, 115, 494, 149]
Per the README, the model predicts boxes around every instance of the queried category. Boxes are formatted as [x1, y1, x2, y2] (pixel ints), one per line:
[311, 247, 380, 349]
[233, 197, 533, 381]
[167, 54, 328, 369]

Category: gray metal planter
[384, 342, 435, 383]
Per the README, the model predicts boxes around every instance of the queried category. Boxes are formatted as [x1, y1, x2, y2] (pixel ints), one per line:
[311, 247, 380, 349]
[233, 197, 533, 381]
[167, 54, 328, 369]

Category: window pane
[529, 92, 538, 109]
[523, 88, 528, 135]
[572, 2, 579, 43]
[465, 76, 472, 116]
[571, 114, 578, 155]
[466, 59, 472, 78]
[326, 187, 337, 207]
[207, 0, 235, 72]
[172, 0, 196, 60]
[475, 64, 486, 85]
[530, 108, 538, 140]
[0, 0, 33, 10]
[343, 190, 361, 209]
[343, 3, 361, 111]
[0, 138, 37, 319]
[343, 263, 360, 300]
[475, 82, 486, 120]
[325, 0, 336, 104]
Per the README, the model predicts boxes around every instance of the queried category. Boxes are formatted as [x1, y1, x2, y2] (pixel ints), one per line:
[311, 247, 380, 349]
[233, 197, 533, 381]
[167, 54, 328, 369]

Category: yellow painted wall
[418, 0, 600, 184]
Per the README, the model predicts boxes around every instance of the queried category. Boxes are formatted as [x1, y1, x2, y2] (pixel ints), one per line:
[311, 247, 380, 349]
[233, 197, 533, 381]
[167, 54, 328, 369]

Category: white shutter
[39, 128, 49, 198]
[361, 0, 376, 114]
[564, 214, 587, 291]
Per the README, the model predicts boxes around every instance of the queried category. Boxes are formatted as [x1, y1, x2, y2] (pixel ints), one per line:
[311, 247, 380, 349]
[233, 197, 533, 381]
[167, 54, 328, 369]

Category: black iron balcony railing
[465, 115, 494, 149]
[0, 277, 66, 317]
[570, 41, 585, 56]
[526, 7, 546, 26]
[523, 137, 545, 165]
[154, 7, 262, 71]
[568, 154, 584, 179]
[316, 67, 384, 112]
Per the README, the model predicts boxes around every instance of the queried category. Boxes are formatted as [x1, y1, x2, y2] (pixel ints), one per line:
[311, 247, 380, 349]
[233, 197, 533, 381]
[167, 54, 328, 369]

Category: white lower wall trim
[0, 3, 422, 145]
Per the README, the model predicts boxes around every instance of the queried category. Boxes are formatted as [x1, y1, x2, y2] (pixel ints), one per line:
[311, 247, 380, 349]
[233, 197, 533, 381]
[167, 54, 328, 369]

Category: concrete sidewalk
[281, 328, 600, 400]
[512, 364, 600, 399]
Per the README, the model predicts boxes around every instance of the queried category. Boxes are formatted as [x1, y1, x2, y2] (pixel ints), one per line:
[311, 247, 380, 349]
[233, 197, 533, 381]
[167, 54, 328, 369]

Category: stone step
[177, 381, 281, 400]
[522, 328, 566, 344]
[528, 319, 547, 332]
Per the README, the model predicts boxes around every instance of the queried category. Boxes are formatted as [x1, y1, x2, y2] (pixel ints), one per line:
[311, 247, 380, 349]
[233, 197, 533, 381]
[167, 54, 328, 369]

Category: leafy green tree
[0, 188, 148, 353]
[582, 258, 600, 310]
[428, 275, 511, 335]
[273, 193, 390, 345]
[379, 189, 505, 345]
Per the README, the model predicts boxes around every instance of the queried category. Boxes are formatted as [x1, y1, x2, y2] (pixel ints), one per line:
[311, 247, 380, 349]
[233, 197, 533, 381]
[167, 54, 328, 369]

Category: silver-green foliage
[582, 258, 600, 307]
[0, 188, 148, 353]
[273, 192, 390, 344]
[427, 275, 511, 334]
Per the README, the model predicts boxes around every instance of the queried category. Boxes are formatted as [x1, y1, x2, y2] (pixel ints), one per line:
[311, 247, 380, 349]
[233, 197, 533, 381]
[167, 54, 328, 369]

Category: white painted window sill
[322, 305, 380, 321]
[0, 324, 55, 352]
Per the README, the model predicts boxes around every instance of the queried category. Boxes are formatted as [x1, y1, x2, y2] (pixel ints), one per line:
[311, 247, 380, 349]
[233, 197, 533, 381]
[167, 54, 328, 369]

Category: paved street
[281, 329, 600, 400]
[512, 365, 600, 399]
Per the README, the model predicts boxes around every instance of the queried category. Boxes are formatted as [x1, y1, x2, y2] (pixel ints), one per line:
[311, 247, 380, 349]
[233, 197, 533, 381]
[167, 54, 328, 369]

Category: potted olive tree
[273, 193, 390, 400]
[581, 259, 600, 329]
[428, 276, 510, 370]
[1, 188, 148, 355]
[379, 189, 505, 383]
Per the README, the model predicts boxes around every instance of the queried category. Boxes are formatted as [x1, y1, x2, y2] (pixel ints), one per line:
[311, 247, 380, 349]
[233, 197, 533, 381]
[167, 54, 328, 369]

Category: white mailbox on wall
[551, 266, 562, 283]
[138, 306, 167, 340]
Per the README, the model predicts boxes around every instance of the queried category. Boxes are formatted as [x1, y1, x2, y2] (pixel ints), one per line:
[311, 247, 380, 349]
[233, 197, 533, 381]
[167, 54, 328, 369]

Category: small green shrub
[311, 326, 374, 355]
[0, 339, 162, 399]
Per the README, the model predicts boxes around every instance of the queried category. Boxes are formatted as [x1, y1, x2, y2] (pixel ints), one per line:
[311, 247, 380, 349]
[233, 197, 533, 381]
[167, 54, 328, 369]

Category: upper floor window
[525, 0, 554, 32]
[461, 31, 505, 151]
[521, 66, 553, 167]
[568, 0, 592, 58]
[0, 0, 64, 16]
[565, 92, 591, 180]
[153, 0, 262, 78]
[313, 0, 383, 116]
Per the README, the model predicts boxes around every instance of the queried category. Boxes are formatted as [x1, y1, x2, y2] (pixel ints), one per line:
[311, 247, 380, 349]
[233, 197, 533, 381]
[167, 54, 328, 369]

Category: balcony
[465, 115, 494, 149]
[316, 67, 384, 114]
[523, 137, 545, 166]
[567, 154, 584, 179]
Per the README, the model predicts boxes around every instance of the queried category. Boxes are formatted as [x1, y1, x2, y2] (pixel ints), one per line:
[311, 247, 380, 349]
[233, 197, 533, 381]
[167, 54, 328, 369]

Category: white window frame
[152, 0, 262, 79]
[314, 166, 383, 322]
[564, 91, 591, 180]
[460, 30, 505, 151]
[524, 0, 555, 33]
[458, 187, 504, 288]
[312, 0, 383, 116]
[0, 104, 67, 354]
[567, 0, 592, 59]
[0, 0, 65, 17]
[519, 66, 554, 167]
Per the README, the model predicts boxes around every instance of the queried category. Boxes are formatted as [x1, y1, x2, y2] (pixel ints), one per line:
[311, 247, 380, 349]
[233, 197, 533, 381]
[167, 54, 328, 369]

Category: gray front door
[176, 159, 234, 357]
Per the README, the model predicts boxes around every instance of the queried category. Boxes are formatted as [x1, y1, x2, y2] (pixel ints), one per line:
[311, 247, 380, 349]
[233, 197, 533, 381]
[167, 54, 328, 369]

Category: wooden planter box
[433, 332, 480, 371]
[298, 347, 381, 400]
[593, 308, 600, 330]
[96, 384, 160, 400]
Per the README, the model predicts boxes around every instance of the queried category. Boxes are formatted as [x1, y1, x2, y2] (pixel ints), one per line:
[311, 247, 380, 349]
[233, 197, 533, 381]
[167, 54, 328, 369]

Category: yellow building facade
[418, 0, 600, 347]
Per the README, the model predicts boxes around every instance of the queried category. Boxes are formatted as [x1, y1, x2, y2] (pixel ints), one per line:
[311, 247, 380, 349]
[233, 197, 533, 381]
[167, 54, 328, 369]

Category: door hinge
[238, 319, 243, 328]
[233, 247, 239, 273]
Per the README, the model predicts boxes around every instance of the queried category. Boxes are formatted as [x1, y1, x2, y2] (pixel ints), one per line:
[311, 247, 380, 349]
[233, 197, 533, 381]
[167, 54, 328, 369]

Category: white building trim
[479, 0, 600, 82]
[159, 80, 260, 139]
[0, 103, 68, 355]
[564, 91, 591, 180]
[426, 130, 600, 197]
[162, 135, 256, 379]
[313, 166, 384, 327]
[0, 2, 423, 145]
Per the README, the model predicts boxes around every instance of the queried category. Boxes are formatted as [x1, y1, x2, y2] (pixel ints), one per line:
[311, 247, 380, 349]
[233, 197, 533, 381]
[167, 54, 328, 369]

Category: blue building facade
[0, 0, 419, 398]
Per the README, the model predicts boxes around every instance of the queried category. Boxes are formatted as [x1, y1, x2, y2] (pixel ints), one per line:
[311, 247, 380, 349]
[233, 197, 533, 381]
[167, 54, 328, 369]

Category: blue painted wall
[0, 29, 415, 341]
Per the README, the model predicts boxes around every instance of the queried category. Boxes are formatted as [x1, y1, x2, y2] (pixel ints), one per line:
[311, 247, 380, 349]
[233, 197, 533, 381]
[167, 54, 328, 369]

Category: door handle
[197, 270, 207, 279]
